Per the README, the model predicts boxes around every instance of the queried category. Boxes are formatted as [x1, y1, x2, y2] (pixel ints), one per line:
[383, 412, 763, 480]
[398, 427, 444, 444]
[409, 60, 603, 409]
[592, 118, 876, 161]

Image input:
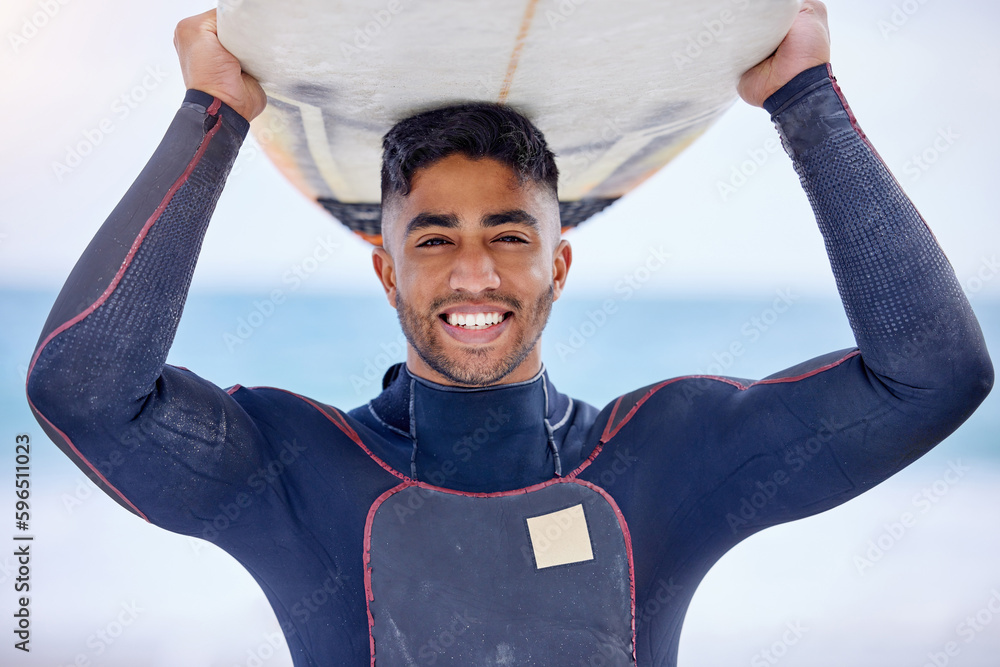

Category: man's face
[373, 154, 571, 387]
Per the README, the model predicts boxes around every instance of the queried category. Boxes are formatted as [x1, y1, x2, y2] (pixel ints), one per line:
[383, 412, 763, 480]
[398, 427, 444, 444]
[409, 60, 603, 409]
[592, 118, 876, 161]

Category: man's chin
[422, 346, 525, 387]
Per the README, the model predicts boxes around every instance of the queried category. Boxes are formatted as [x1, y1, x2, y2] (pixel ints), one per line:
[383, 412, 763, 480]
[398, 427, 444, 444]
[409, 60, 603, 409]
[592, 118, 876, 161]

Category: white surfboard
[218, 0, 800, 243]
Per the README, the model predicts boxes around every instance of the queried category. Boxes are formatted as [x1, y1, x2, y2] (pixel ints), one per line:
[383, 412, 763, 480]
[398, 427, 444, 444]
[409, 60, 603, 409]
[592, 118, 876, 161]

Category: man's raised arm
[715, 1, 994, 520]
[25, 11, 270, 530]
[738, 1, 992, 395]
[606, 2, 991, 543]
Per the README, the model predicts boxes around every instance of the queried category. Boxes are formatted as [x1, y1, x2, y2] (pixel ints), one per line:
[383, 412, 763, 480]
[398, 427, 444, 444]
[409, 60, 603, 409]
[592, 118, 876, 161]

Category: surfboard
[217, 0, 800, 244]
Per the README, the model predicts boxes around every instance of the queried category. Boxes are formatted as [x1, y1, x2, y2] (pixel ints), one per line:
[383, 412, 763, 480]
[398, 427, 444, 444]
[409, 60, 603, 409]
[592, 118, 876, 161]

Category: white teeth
[446, 311, 506, 329]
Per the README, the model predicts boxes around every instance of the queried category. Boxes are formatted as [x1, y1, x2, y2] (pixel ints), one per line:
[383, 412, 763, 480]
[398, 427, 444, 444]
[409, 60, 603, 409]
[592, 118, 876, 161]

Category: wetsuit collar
[368, 363, 573, 491]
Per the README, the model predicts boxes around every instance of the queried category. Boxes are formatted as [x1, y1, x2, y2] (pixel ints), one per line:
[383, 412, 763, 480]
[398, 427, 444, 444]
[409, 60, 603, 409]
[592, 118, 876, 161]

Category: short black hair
[380, 102, 559, 206]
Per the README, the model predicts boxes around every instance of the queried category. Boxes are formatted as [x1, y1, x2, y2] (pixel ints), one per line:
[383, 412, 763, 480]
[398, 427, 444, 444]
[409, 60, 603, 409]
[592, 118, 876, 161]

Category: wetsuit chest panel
[365, 479, 635, 665]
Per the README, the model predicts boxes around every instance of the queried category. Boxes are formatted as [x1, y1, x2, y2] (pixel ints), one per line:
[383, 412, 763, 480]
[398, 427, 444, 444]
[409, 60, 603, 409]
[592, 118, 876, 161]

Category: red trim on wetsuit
[282, 382, 631, 486]
[826, 64, 938, 241]
[253, 386, 412, 483]
[24, 393, 149, 520]
[601, 349, 861, 443]
[826, 64, 871, 149]
[27, 110, 225, 378]
[24, 99, 227, 523]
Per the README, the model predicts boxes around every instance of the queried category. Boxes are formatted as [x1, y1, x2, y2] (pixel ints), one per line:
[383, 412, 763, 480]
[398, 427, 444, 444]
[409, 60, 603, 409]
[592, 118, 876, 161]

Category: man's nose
[449, 245, 501, 293]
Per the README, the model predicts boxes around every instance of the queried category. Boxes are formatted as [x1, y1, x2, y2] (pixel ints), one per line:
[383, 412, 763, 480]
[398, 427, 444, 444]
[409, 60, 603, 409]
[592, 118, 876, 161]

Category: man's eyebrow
[404, 212, 461, 238]
[404, 209, 540, 238]
[482, 209, 540, 230]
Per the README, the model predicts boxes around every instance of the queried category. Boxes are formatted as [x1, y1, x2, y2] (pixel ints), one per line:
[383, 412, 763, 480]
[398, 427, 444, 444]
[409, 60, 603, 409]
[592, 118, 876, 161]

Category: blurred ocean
[1, 289, 998, 666]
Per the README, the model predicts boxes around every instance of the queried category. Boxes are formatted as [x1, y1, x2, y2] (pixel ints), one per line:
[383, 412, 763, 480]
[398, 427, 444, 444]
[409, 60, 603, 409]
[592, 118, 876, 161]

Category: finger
[200, 8, 219, 35]
[174, 8, 217, 44]
[802, 0, 828, 19]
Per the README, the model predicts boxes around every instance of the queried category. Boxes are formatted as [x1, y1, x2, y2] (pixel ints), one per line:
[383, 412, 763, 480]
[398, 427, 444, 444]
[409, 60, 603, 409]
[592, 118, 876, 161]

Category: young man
[26, 2, 992, 665]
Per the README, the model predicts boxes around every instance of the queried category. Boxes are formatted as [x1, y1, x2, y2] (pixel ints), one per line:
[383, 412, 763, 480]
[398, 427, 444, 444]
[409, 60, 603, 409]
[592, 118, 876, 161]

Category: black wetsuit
[26, 65, 993, 665]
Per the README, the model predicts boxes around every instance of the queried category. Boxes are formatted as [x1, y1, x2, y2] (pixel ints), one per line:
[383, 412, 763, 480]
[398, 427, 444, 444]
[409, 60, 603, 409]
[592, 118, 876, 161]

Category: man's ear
[372, 246, 397, 308]
[551, 239, 572, 301]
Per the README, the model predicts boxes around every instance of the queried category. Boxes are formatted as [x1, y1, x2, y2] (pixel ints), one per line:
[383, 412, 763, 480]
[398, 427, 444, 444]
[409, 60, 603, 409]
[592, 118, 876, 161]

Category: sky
[0, 0, 998, 300]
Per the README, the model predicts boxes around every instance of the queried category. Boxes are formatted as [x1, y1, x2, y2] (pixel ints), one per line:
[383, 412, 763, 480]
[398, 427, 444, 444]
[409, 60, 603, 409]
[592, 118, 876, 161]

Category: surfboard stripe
[498, 0, 541, 104]
[267, 91, 354, 198]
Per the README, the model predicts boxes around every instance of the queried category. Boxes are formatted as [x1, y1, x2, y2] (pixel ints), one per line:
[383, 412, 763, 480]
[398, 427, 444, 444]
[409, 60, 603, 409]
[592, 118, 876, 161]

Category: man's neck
[366, 363, 572, 491]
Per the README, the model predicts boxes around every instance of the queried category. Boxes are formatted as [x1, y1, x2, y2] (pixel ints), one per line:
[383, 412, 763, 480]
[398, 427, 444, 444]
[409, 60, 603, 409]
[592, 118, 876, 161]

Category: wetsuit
[26, 65, 993, 665]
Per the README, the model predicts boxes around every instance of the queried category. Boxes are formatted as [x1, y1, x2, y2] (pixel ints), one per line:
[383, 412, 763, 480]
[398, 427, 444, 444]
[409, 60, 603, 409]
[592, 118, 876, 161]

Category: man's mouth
[442, 311, 509, 330]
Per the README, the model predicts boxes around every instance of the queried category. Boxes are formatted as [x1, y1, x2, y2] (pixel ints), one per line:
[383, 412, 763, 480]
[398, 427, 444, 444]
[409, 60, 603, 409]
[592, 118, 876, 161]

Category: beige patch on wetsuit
[526, 503, 594, 569]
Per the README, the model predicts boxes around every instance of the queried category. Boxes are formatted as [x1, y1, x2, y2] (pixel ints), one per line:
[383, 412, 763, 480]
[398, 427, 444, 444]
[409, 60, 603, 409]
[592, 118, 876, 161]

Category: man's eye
[496, 235, 528, 244]
[417, 238, 450, 247]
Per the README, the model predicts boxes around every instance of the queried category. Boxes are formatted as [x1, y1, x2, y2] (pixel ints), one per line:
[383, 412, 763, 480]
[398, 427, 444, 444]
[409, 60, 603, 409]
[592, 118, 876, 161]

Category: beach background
[1, 0, 998, 665]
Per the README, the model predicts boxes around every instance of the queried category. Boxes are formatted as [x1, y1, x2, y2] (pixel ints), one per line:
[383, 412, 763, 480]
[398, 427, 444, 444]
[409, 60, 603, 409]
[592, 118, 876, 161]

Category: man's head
[372, 102, 572, 388]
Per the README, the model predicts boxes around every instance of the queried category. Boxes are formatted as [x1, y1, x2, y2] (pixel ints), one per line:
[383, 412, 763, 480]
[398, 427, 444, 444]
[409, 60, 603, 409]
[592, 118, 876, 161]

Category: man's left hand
[738, 0, 831, 108]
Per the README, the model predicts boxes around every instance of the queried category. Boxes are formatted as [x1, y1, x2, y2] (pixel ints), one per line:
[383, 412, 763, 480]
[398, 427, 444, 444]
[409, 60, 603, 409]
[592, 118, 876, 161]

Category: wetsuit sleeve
[25, 91, 269, 531]
[710, 65, 994, 526]
[762, 65, 992, 392]
[603, 65, 992, 543]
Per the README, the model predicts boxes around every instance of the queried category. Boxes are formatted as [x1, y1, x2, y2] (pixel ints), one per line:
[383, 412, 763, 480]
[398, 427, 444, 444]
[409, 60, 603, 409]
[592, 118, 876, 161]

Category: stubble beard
[396, 285, 554, 387]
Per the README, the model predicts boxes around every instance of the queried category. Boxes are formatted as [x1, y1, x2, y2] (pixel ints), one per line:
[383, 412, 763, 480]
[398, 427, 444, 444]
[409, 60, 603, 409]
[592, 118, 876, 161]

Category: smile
[443, 312, 508, 329]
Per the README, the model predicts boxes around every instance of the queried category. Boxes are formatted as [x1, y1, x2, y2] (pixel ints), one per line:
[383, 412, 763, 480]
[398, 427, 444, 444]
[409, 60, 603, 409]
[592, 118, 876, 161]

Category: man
[26, 2, 992, 665]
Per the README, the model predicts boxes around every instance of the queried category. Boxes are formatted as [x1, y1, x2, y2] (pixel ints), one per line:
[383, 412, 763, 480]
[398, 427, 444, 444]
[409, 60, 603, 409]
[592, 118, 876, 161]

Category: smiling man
[25, 2, 993, 666]
[374, 143, 568, 388]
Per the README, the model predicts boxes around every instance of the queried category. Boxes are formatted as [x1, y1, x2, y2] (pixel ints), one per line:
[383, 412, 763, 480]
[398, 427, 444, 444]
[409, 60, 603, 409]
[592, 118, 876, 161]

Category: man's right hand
[174, 9, 267, 121]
